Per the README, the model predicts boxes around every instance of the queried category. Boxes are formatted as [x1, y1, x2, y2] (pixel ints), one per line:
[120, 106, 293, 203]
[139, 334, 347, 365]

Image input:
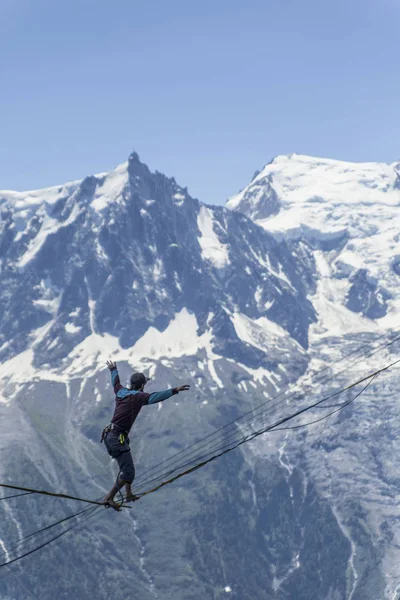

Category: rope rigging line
[0, 480, 128, 566]
[0, 505, 94, 560]
[1, 329, 395, 510]
[0, 492, 111, 568]
[133, 337, 400, 492]
[132, 330, 400, 490]
[138, 377, 377, 492]
[0, 506, 100, 569]
[0, 356, 398, 570]
[270, 375, 377, 432]
[1, 333, 399, 569]
[0, 483, 131, 509]
[135, 359, 400, 499]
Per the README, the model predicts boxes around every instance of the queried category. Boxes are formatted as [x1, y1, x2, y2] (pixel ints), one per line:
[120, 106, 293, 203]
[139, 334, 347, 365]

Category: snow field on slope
[197, 205, 230, 269]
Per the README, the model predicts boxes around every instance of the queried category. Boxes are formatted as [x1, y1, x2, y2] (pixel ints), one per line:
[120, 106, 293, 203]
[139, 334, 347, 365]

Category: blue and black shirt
[110, 367, 178, 434]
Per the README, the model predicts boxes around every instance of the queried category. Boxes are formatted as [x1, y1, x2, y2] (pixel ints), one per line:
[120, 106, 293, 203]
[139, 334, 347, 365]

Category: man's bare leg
[124, 482, 139, 502]
[103, 478, 126, 510]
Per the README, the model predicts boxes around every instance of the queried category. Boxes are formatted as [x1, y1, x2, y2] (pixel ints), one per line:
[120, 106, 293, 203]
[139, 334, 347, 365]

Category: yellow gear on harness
[119, 433, 125, 445]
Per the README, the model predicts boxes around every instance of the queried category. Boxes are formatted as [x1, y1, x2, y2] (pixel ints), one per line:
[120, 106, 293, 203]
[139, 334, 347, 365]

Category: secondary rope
[0, 492, 33, 501]
[0, 506, 100, 569]
[0, 493, 110, 568]
[0, 505, 94, 560]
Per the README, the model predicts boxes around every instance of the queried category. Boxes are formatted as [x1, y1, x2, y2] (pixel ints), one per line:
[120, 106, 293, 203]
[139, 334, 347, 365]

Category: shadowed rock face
[0, 152, 397, 600]
[393, 259, 400, 276]
[346, 269, 389, 319]
[232, 173, 282, 222]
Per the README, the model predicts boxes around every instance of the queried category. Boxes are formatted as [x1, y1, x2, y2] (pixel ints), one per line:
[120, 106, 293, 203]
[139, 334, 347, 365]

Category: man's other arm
[147, 384, 190, 405]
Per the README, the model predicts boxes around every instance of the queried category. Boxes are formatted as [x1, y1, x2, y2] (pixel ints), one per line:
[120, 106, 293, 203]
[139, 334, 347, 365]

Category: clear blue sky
[0, 0, 399, 205]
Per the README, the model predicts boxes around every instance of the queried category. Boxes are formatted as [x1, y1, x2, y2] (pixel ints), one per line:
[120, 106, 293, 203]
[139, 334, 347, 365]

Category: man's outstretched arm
[106, 360, 123, 394]
[147, 384, 190, 405]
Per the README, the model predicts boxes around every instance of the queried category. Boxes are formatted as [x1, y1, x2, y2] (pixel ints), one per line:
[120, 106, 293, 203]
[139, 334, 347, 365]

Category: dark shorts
[104, 431, 135, 484]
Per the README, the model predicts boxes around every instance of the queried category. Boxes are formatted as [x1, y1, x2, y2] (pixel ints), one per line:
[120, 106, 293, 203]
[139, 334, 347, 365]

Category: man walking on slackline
[102, 360, 190, 510]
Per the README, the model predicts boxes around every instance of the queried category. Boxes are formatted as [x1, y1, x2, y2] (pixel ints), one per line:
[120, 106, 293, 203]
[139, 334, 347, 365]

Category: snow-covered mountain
[228, 153, 400, 330]
[0, 152, 314, 377]
[0, 151, 399, 600]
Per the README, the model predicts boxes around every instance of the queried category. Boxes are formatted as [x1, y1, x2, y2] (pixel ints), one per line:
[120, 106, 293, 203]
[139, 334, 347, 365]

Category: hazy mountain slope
[227, 153, 400, 600]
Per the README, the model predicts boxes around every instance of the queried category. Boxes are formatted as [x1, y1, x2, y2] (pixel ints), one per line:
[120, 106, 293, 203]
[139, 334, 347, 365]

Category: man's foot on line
[125, 493, 140, 503]
[103, 497, 121, 511]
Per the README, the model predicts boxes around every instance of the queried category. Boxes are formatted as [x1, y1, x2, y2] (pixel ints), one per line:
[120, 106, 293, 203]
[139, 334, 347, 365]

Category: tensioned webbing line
[0, 333, 399, 570]
[132, 330, 400, 491]
[1, 333, 397, 509]
[0, 483, 131, 509]
[0, 328, 397, 509]
[132, 333, 400, 492]
[140, 374, 379, 491]
[135, 359, 400, 500]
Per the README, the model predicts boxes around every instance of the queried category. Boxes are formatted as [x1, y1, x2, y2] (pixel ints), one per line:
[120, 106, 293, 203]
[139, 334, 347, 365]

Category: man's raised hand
[176, 384, 190, 393]
[106, 360, 117, 371]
